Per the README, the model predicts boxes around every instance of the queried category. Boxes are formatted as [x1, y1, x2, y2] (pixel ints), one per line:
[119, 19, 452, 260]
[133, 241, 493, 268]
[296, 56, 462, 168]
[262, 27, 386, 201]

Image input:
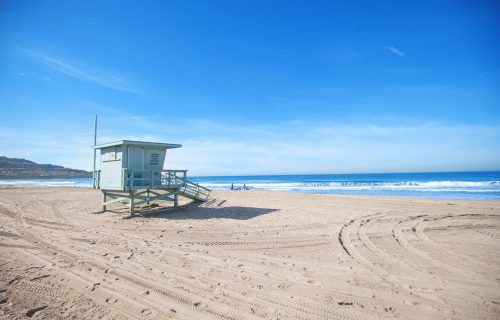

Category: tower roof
[92, 140, 182, 149]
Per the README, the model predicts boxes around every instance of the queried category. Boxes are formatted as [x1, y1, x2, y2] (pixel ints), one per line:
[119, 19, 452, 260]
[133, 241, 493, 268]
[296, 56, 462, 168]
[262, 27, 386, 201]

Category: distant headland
[0, 156, 92, 179]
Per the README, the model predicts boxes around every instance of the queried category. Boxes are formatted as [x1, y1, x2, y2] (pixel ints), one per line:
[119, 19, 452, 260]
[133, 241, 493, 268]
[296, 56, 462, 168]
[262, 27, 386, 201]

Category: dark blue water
[1, 171, 499, 200]
[189, 171, 500, 200]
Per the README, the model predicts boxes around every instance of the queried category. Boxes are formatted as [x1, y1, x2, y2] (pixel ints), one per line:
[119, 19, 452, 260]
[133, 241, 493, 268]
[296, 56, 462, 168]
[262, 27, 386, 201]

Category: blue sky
[1, 0, 499, 175]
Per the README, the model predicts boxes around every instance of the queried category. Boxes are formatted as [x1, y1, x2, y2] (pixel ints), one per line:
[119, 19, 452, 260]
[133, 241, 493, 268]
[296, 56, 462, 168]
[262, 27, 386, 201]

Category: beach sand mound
[0, 187, 499, 319]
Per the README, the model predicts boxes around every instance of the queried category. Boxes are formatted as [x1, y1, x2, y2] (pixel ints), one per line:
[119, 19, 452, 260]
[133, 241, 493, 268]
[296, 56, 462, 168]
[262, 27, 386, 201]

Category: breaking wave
[202, 180, 500, 192]
[0, 179, 92, 187]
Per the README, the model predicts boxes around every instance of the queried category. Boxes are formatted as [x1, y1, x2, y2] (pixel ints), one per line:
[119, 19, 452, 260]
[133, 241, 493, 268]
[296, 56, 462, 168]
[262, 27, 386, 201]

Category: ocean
[1, 171, 499, 200]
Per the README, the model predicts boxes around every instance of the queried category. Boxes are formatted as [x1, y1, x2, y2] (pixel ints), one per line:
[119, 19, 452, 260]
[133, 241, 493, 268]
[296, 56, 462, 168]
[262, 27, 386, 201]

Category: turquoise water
[1, 171, 499, 200]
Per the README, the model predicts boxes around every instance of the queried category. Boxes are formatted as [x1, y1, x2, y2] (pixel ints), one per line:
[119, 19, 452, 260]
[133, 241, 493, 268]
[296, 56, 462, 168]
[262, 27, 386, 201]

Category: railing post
[126, 169, 130, 188]
[130, 169, 133, 188]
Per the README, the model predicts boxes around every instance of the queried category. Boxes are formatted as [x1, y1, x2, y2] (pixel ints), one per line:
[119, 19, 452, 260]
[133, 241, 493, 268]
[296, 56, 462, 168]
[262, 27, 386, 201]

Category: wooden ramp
[178, 180, 211, 202]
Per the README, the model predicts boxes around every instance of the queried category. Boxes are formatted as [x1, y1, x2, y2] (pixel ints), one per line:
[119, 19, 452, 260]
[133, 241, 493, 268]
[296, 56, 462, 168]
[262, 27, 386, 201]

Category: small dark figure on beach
[231, 183, 234, 190]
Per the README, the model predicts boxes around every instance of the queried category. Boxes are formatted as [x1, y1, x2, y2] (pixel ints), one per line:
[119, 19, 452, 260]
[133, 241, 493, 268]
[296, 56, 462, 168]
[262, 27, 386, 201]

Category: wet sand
[0, 187, 499, 319]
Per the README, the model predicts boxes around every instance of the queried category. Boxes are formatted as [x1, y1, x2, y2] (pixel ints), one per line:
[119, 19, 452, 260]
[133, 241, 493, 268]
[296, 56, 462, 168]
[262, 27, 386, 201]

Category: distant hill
[0, 156, 92, 179]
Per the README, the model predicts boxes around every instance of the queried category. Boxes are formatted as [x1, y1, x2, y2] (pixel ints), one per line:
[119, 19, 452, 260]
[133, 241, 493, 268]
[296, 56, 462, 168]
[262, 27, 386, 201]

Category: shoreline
[1, 185, 500, 202]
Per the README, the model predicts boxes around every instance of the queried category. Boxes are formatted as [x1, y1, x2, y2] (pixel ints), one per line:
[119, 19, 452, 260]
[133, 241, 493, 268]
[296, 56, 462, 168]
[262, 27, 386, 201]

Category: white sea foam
[0, 179, 92, 187]
[200, 180, 500, 192]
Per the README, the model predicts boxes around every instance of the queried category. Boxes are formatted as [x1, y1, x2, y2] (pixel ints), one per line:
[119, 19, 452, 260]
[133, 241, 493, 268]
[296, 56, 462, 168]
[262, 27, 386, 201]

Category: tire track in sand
[8, 201, 248, 320]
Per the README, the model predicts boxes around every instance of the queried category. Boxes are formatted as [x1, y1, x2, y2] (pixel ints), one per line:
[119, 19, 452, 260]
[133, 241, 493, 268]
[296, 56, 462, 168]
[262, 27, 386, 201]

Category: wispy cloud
[27, 51, 141, 93]
[386, 46, 404, 57]
[2, 114, 499, 175]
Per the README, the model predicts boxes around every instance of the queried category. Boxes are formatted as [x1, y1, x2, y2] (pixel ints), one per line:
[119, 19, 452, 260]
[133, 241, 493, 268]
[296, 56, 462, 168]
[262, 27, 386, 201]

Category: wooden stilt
[129, 190, 135, 216]
[174, 193, 178, 207]
[102, 191, 107, 212]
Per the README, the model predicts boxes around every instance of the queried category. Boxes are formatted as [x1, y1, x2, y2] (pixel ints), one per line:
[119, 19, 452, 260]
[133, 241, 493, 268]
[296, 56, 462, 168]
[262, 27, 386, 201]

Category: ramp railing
[179, 180, 211, 201]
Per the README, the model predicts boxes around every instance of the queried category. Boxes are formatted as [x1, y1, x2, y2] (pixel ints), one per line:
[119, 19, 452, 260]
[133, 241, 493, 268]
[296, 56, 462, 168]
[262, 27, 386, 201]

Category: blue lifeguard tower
[92, 139, 210, 217]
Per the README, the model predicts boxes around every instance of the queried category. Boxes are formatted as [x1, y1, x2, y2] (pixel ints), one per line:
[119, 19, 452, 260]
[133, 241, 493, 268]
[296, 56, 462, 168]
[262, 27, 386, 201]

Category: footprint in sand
[30, 275, 50, 281]
[7, 276, 21, 285]
[26, 306, 48, 318]
[105, 298, 118, 304]
[141, 308, 152, 316]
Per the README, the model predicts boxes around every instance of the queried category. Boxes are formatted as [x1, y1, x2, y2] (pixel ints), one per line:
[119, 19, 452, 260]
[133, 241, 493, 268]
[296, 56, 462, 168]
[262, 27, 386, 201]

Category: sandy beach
[0, 187, 499, 319]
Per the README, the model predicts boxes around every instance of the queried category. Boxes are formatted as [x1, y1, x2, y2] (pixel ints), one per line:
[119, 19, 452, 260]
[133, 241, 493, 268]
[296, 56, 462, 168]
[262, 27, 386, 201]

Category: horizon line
[190, 169, 500, 178]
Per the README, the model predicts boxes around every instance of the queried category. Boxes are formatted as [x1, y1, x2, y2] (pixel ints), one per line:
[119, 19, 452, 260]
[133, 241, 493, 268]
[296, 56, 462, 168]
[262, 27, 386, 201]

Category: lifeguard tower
[92, 140, 210, 217]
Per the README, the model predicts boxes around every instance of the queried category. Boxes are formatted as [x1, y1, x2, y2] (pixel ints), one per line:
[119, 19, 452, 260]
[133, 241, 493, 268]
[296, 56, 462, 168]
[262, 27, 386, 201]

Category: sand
[0, 187, 499, 319]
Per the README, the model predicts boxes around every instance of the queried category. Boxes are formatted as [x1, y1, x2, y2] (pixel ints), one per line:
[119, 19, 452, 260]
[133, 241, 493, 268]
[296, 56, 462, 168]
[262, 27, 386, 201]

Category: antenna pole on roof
[93, 115, 98, 188]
